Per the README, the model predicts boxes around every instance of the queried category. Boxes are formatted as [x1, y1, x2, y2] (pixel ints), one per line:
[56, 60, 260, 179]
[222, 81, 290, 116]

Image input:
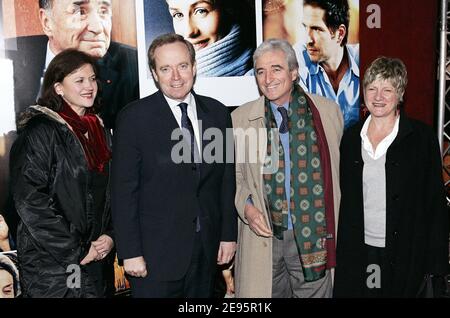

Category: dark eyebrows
[255, 64, 284, 72]
[72, 0, 89, 6]
[168, 0, 212, 10]
[72, 0, 111, 7]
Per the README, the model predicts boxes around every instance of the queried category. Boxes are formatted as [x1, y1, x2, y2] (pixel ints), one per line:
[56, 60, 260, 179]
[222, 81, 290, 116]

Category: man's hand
[217, 241, 236, 265]
[92, 234, 114, 260]
[244, 203, 273, 237]
[124, 256, 148, 278]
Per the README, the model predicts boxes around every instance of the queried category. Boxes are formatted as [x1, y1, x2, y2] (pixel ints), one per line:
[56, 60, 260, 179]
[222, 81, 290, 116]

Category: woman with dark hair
[334, 57, 449, 297]
[10, 49, 114, 298]
[0, 254, 19, 298]
[166, 0, 255, 76]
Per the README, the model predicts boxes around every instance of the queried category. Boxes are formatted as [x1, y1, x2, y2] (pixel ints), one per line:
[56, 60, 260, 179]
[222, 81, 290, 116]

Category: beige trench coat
[232, 93, 344, 298]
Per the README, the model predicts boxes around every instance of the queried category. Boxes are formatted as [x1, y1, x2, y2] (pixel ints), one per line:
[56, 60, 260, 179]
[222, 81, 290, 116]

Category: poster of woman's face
[143, 0, 257, 77]
[136, 0, 261, 106]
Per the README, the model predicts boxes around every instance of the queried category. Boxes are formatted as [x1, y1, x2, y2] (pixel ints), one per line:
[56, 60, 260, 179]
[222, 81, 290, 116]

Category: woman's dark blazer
[334, 113, 449, 297]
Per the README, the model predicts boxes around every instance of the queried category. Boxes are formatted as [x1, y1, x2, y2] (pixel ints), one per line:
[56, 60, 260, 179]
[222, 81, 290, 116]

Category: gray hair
[363, 56, 408, 102]
[253, 38, 299, 73]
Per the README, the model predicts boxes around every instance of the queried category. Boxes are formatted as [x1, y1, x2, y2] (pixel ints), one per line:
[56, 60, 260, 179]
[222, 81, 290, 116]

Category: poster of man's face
[262, 0, 360, 129]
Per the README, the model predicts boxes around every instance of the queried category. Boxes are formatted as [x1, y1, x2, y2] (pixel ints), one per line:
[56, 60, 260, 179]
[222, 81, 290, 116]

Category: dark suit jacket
[5, 35, 139, 129]
[111, 90, 237, 281]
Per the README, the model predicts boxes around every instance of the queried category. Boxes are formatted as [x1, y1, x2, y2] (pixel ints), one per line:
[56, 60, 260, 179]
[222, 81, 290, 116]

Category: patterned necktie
[178, 102, 197, 163]
[277, 106, 289, 133]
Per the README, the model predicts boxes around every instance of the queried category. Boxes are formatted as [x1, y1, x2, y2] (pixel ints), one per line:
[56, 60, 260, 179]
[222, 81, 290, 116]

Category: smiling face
[54, 63, 98, 116]
[302, 4, 342, 64]
[40, 0, 112, 58]
[0, 269, 13, 298]
[151, 41, 197, 101]
[166, 0, 223, 51]
[255, 49, 298, 106]
[364, 77, 400, 120]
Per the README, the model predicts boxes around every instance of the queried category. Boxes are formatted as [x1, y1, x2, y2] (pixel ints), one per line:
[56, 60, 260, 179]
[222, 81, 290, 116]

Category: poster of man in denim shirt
[297, 0, 359, 129]
[263, 0, 359, 129]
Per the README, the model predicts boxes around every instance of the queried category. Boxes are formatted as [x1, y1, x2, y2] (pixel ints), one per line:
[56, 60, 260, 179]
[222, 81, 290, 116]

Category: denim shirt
[296, 43, 360, 129]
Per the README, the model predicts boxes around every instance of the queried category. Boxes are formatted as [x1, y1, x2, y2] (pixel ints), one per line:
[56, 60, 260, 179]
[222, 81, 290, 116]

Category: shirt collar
[269, 100, 289, 114]
[346, 44, 360, 77]
[45, 42, 56, 71]
[360, 114, 400, 159]
[164, 93, 194, 111]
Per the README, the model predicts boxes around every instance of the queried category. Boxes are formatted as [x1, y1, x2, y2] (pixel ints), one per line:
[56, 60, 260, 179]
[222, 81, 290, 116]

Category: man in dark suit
[112, 33, 237, 298]
[4, 0, 139, 129]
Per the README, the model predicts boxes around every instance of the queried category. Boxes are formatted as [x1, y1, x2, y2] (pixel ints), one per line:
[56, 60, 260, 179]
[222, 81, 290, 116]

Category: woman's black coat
[10, 106, 113, 297]
[334, 113, 449, 297]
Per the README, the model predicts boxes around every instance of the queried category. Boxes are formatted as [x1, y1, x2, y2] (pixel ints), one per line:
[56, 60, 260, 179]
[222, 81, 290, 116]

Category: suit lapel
[194, 92, 216, 185]
[154, 90, 180, 132]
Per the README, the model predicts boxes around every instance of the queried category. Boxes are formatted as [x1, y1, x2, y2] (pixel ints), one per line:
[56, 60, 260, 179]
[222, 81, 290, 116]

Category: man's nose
[265, 72, 273, 84]
[86, 12, 104, 34]
[305, 28, 314, 44]
[172, 68, 181, 80]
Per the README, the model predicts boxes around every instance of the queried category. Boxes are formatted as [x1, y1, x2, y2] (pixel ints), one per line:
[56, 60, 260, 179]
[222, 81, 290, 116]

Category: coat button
[392, 194, 399, 201]
[263, 242, 267, 247]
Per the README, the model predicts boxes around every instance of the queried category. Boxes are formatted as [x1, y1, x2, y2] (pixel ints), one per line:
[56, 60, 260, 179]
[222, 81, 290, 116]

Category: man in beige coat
[232, 39, 343, 298]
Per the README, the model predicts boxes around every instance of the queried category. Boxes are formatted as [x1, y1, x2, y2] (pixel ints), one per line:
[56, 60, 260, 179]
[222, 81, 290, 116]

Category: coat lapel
[194, 92, 215, 185]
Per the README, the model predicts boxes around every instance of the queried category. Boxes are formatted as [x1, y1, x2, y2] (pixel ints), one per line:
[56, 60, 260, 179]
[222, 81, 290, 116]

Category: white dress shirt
[360, 115, 400, 160]
[360, 115, 400, 247]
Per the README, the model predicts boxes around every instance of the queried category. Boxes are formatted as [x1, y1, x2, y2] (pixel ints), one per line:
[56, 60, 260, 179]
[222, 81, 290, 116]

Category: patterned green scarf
[263, 84, 327, 282]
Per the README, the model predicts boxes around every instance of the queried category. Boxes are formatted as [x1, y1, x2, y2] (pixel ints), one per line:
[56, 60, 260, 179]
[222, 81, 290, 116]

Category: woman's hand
[0, 214, 9, 242]
[0, 215, 11, 252]
[80, 243, 100, 265]
[92, 234, 114, 260]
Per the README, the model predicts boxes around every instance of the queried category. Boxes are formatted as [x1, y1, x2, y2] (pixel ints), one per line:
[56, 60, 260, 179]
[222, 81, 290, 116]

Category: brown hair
[147, 33, 195, 72]
[38, 49, 101, 113]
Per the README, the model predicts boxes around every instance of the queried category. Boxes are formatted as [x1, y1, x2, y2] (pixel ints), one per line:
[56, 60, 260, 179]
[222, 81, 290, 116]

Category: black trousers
[363, 244, 387, 298]
[129, 232, 215, 298]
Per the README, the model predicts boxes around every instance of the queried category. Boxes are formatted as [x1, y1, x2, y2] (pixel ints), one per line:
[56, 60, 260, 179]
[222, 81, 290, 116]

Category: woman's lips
[191, 39, 209, 50]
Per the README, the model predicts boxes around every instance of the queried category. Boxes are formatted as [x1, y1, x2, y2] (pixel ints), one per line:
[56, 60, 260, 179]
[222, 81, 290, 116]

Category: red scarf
[59, 102, 111, 174]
